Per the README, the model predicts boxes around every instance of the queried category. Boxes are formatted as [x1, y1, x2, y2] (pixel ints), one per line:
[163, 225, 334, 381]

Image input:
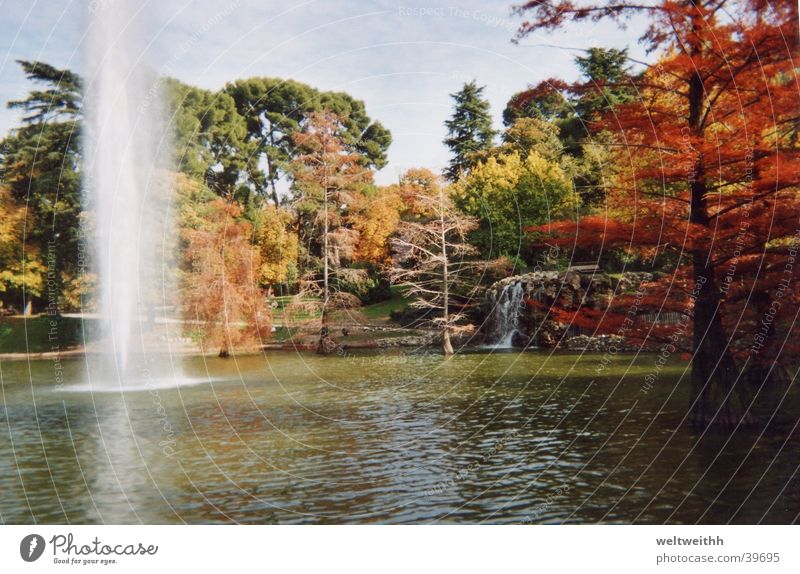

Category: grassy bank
[0, 316, 102, 354]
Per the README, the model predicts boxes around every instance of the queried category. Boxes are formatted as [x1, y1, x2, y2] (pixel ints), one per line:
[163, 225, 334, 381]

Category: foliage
[351, 186, 402, 264]
[0, 187, 44, 308]
[0, 61, 83, 311]
[502, 48, 635, 206]
[254, 203, 299, 290]
[443, 81, 496, 181]
[225, 78, 390, 204]
[453, 148, 579, 261]
[516, 0, 800, 426]
[181, 197, 271, 357]
[166, 78, 251, 201]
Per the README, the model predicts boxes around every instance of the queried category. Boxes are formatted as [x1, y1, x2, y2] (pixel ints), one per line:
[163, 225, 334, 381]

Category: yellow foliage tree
[452, 150, 579, 260]
[352, 189, 402, 264]
[0, 186, 44, 312]
[254, 204, 299, 291]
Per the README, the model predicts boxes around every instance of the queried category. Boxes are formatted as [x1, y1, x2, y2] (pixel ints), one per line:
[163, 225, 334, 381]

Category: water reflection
[0, 351, 797, 524]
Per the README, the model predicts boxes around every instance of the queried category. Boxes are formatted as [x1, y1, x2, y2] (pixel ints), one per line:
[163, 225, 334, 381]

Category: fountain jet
[84, 1, 179, 383]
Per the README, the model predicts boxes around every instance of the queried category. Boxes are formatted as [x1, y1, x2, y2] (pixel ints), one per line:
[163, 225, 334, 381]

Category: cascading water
[83, 1, 181, 387]
[487, 282, 526, 348]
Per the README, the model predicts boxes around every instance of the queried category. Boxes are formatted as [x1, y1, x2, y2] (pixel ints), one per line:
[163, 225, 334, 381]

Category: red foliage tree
[516, 0, 799, 426]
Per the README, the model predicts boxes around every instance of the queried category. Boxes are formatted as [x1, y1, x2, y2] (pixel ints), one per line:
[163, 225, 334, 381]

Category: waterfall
[487, 282, 526, 348]
[84, 1, 179, 385]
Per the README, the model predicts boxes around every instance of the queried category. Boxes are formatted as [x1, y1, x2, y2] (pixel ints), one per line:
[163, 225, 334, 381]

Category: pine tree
[443, 81, 496, 181]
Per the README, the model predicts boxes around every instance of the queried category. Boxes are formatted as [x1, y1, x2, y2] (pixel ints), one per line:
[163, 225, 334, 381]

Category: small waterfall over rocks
[482, 270, 655, 350]
[486, 281, 527, 348]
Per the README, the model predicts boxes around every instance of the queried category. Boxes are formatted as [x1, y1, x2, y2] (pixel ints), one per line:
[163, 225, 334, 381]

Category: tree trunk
[442, 328, 454, 355]
[687, 57, 748, 428]
[689, 252, 749, 427]
[439, 189, 453, 356]
[316, 324, 337, 355]
[219, 347, 230, 358]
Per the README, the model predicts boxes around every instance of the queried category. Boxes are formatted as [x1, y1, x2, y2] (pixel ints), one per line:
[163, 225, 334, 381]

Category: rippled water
[0, 350, 797, 524]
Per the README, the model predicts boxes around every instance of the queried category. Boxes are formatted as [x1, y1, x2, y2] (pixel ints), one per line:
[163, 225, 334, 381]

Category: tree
[453, 148, 579, 262]
[225, 78, 391, 205]
[181, 196, 271, 357]
[503, 48, 635, 206]
[573, 47, 635, 125]
[443, 81, 496, 181]
[0, 60, 83, 312]
[503, 78, 572, 127]
[166, 78, 252, 201]
[0, 186, 44, 311]
[516, 0, 800, 427]
[391, 184, 483, 355]
[290, 111, 373, 344]
[351, 187, 402, 264]
[254, 203, 299, 292]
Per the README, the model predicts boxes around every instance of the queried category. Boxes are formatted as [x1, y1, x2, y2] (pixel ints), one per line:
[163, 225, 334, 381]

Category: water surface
[1, 350, 797, 524]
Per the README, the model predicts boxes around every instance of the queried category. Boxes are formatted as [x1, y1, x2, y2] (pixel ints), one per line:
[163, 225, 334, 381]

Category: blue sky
[0, 0, 648, 184]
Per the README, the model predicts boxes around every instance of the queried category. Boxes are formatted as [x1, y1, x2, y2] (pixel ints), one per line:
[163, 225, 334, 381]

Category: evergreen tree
[443, 81, 496, 181]
[0, 61, 83, 312]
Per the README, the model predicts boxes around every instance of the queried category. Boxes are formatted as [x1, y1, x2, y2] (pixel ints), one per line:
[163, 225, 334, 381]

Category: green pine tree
[443, 81, 496, 181]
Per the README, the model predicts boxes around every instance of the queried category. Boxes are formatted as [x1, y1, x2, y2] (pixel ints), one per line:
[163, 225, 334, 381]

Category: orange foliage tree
[516, 0, 799, 426]
[182, 198, 271, 357]
[291, 111, 373, 326]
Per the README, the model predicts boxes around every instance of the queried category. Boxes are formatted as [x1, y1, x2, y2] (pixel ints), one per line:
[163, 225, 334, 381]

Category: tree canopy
[443, 81, 496, 181]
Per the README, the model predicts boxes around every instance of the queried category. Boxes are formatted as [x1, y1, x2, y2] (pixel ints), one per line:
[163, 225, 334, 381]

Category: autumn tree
[254, 203, 299, 293]
[290, 111, 373, 351]
[0, 186, 44, 312]
[453, 146, 579, 263]
[391, 185, 484, 355]
[444, 81, 497, 181]
[181, 196, 271, 357]
[503, 48, 634, 205]
[348, 188, 399, 263]
[516, 0, 800, 426]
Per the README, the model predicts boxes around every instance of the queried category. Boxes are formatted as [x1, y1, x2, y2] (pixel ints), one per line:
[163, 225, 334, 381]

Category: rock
[483, 270, 652, 348]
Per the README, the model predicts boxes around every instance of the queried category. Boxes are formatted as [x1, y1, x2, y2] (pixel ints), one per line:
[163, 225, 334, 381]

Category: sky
[0, 0, 649, 184]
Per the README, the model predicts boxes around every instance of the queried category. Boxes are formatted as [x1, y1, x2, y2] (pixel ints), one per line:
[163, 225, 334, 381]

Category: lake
[1, 350, 797, 524]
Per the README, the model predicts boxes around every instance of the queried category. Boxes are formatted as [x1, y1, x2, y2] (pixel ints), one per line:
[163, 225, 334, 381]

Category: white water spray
[84, 2, 179, 384]
[487, 282, 526, 348]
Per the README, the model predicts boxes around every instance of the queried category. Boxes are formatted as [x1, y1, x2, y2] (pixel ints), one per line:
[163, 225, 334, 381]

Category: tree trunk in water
[439, 189, 453, 357]
[316, 324, 337, 355]
[689, 255, 749, 427]
[442, 328, 454, 356]
[684, 42, 750, 427]
[741, 363, 793, 426]
[219, 347, 230, 358]
[687, 61, 747, 428]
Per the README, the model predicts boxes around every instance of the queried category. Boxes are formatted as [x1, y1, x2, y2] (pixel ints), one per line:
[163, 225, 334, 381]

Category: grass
[0, 316, 101, 354]
[270, 286, 410, 325]
[360, 286, 410, 320]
